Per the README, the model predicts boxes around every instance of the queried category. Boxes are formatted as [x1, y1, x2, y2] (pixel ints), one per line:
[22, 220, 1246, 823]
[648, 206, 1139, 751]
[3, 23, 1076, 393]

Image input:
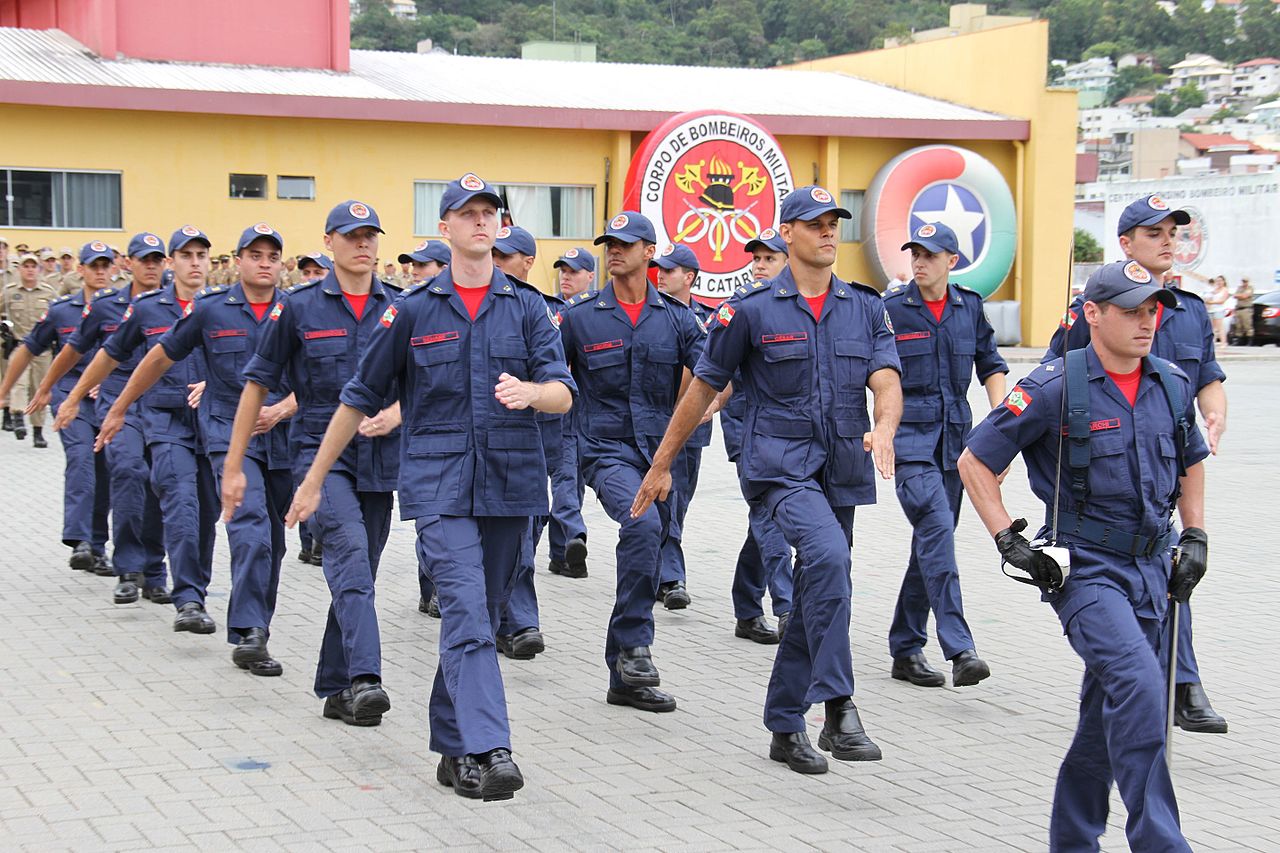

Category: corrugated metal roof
[0, 27, 1013, 125]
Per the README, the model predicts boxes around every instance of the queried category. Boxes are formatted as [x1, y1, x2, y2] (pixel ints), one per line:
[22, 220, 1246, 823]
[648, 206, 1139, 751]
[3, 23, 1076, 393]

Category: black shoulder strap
[1146, 356, 1189, 504]
[1064, 348, 1091, 505]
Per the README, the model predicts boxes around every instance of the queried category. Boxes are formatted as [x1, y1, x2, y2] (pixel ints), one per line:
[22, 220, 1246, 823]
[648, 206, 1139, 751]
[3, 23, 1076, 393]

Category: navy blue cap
[297, 253, 333, 271]
[650, 243, 700, 272]
[780, 185, 851, 223]
[236, 222, 284, 253]
[438, 173, 503, 219]
[1083, 260, 1177, 309]
[553, 247, 595, 272]
[901, 221, 959, 255]
[168, 225, 211, 255]
[494, 225, 537, 257]
[594, 211, 656, 245]
[78, 241, 114, 265]
[744, 227, 788, 256]
[127, 232, 166, 258]
[1117, 194, 1191, 235]
[324, 200, 384, 236]
[398, 240, 451, 266]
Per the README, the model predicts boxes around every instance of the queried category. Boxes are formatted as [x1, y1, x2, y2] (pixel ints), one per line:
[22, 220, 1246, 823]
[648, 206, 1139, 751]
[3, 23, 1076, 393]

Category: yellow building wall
[0, 104, 618, 293]
[789, 20, 1079, 346]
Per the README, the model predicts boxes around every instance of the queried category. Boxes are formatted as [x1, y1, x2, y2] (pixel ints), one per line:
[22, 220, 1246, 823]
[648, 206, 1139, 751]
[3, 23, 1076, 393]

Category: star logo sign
[909, 183, 986, 271]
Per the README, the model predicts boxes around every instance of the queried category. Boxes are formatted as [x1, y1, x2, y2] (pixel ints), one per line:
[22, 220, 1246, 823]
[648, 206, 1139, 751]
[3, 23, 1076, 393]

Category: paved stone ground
[1, 352, 1277, 852]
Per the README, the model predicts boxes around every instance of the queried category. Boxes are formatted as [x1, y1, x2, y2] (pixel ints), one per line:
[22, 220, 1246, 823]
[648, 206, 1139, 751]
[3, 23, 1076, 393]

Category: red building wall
[0, 0, 350, 71]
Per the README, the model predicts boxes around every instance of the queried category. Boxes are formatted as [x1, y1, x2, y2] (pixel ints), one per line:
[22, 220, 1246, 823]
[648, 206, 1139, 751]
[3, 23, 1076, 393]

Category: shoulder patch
[882, 285, 905, 300]
[195, 285, 228, 299]
[94, 288, 116, 299]
[1019, 360, 1065, 389]
[737, 283, 772, 300]
[953, 283, 983, 298]
[848, 280, 883, 300]
[563, 290, 599, 311]
[288, 279, 320, 294]
[52, 294, 73, 305]
[136, 288, 163, 301]
[657, 290, 685, 309]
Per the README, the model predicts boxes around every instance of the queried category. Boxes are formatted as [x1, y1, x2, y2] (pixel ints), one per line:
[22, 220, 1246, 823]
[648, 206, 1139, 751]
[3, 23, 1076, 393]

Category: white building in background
[1060, 57, 1116, 93]
[1232, 58, 1280, 100]
[1168, 53, 1233, 100]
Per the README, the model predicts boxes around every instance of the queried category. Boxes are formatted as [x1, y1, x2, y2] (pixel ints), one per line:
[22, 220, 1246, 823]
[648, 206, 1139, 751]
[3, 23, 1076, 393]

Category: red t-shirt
[804, 292, 827, 320]
[619, 299, 645, 326]
[1155, 302, 1165, 330]
[924, 296, 947, 323]
[343, 291, 369, 320]
[177, 298, 191, 314]
[455, 284, 490, 320]
[1106, 366, 1143, 406]
[248, 301, 273, 321]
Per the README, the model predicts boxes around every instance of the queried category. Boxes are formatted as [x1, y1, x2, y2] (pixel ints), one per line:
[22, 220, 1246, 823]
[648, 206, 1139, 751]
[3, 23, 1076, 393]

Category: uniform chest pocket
[895, 336, 935, 390]
[1086, 432, 1132, 498]
[834, 338, 872, 389]
[412, 341, 464, 398]
[304, 336, 351, 390]
[1173, 342, 1202, 378]
[490, 336, 529, 377]
[642, 344, 680, 395]
[758, 341, 810, 399]
[207, 334, 248, 371]
[1155, 431, 1180, 502]
[585, 346, 629, 394]
[950, 337, 976, 384]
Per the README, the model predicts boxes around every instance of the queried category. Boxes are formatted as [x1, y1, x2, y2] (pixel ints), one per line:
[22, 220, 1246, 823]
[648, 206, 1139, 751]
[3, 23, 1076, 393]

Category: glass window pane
[554, 186, 593, 239]
[277, 175, 315, 200]
[230, 174, 267, 199]
[839, 190, 865, 243]
[62, 172, 121, 229]
[11, 170, 55, 227]
[504, 184, 553, 237]
[414, 181, 447, 235]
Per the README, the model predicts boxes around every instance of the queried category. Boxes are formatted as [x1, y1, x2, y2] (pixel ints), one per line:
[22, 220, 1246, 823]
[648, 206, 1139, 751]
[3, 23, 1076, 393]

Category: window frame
[0, 166, 124, 231]
[276, 175, 316, 201]
[229, 173, 269, 200]
[413, 178, 596, 239]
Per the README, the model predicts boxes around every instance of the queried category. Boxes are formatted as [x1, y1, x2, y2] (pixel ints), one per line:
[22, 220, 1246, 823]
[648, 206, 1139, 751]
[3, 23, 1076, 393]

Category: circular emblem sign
[916, 224, 936, 239]
[1148, 195, 1170, 211]
[348, 202, 370, 220]
[460, 173, 485, 191]
[1172, 205, 1206, 272]
[253, 222, 274, 234]
[143, 234, 161, 247]
[181, 225, 201, 237]
[90, 241, 107, 251]
[863, 145, 1016, 298]
[497, 226, 512, 239]
[564, 248, 579, 259]
[1123, 260, 1152, 283]
[624, 109, 793, 301]
[610, 213, 630, 230]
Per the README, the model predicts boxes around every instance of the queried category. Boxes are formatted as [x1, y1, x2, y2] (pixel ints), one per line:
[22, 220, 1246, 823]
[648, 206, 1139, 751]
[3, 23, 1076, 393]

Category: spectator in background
[1205, 275, 1229, 344]
[1232, 277, 1254, 345]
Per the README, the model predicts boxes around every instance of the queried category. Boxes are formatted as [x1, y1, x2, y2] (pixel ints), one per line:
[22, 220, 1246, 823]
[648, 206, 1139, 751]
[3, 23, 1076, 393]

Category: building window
[1, 168, 122, 230]
[414, 179, 594, 239]
[839, 190, 865, 243]
[230, 173, 268, 199]
[277, 175, 315, 200]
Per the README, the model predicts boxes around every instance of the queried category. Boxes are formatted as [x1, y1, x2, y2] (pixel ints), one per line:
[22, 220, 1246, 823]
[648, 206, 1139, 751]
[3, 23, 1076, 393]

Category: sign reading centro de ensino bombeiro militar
[623, 110, 794, 302]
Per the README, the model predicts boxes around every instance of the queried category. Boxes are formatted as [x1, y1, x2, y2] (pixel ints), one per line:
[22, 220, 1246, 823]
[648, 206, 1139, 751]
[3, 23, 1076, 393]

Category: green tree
[1174, 82, 1206, 110]
[1083, 40, 1132, 62]
[1074, 228, 1104, 263]
[1046, 0, 1100, 60]
[1150, 91, 1177, 116]
[1107, 64, 1167, 103]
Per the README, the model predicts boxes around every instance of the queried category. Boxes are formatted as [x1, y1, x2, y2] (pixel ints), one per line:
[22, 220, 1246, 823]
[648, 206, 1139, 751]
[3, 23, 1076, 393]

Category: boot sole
[1174, 715, 1228, 734]
[817, 730, 883, 761]
[663, 595, 690, 610]
[891, 669, 945, 688]
[69, 552, 95, 571]
[324, 703, 381, 727]
[174, 619, 217, 634]
[351, 690, 391, 722]
[735, 627, 780, 645]
[952, 662, 991, 688]
[564, 539, 589, 577]
[436, 763, 482, 798]
[768, 745, 829, 774]
[113, 591, 139, 605]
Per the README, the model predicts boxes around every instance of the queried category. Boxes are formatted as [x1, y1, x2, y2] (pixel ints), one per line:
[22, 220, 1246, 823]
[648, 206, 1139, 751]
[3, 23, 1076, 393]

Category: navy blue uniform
[20, 291, 109, 553]
[500, 287, 569, 639]
[557, 282, 703, 689]
[339, 267, 573, 757]
[1044, 287, 1222, 687]
[69, 284, 166, 586]
[104, 284, 218, 611]
[657, 298, 714, 589]
[693, 269, 899, 732]
[160, 283, 293, 643]
[243, 273, 401, 699]
[883, 281, 1007, 661]
[967, 346, 1206, 851]
[721, 355, 794, 622]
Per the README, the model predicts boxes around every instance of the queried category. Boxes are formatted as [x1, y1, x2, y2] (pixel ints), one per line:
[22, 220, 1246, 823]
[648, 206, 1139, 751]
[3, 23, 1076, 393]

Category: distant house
[1116, 94, 1155, 116]
[1180, 132, 1262, 171]
[1232, 58, 1280, 100]
[1059, 56, 1116, 93]
[1168, 53, 1233, 100]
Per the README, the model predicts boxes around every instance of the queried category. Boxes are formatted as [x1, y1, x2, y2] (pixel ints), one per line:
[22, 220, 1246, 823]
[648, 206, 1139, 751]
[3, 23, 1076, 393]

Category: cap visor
[594, 232, 643, 246]
[335, 223, 384, 235]
[397, 253, 415, 264]
[900, 239, 946, 254]
[1134, 211, 1188, 230]
[130, 249, 167, 259]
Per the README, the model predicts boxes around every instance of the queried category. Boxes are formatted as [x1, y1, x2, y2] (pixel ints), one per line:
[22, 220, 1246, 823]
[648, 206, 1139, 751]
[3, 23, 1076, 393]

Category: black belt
[1054, 512, 1174, 558]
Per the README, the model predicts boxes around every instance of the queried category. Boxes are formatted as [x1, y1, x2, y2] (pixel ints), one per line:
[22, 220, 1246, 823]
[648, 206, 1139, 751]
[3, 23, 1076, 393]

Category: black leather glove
[1170, 527, 1208, 603]
[995, 518, 1064, 590]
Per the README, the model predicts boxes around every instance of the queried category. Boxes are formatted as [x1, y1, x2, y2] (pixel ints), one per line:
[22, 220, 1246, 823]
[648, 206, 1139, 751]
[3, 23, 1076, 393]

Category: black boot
[1174, 683, 1228, 733]
[2, 407, 11, 431]
[817, 697, 882, 761]
[32, 426, 47, 448]
[12, 412, 26, 441]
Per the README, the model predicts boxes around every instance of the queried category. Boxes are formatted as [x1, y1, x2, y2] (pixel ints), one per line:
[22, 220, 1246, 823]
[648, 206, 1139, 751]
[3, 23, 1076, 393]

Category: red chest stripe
[584, 339, 624, 353]
[102, 324, 119, 333]
[304, 328, 348, 340]
[411, 331, 460, 346]
[209, 329, 247, 338]
[761, 333, 808, 344]
[895, 331, 931, 341]
[1060, 418, 1122, 435]
[58, 326, 76, 334]
[144, 326, 171, 336]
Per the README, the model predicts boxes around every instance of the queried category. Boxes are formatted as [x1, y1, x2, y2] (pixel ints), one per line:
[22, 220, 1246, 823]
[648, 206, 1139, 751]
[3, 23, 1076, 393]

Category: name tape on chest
[760, 332, 808, 344]
[303, 328, 348, 340]
[584, 339, 624, 353]
[410, 331, 459, 347]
